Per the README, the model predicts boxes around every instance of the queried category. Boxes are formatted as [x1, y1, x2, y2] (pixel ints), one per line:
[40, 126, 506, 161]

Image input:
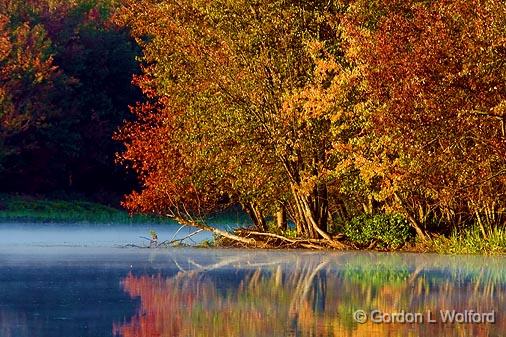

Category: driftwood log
[119, 204, 351, 250]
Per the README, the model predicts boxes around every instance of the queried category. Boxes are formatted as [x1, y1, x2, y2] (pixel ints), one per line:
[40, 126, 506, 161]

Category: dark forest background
[0, 0, 139, 205]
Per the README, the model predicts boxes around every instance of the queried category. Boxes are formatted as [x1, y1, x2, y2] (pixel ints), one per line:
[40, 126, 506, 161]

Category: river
[0, 223, 505, 337]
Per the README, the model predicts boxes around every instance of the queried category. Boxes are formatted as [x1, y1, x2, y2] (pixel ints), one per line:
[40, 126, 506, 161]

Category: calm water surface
[0, 223, 216, 247]
[0, 228, 505, 337]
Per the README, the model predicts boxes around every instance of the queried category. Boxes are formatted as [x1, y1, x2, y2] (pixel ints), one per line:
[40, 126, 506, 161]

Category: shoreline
[1, 194, 504, 256]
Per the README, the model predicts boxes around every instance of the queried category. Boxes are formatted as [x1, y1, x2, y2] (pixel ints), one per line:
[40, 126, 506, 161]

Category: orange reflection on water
[113, 256, 506, 337]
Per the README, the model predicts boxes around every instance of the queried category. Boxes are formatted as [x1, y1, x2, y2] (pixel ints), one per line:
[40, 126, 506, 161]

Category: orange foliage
[0, 13, 61, 145]
[116, 0, 505, 239]
[343, 0, 506, 230]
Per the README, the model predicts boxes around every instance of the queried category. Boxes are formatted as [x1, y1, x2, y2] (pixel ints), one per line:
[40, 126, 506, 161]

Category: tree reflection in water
[113, 254, 506, 337]
[0, 310, 33, 337]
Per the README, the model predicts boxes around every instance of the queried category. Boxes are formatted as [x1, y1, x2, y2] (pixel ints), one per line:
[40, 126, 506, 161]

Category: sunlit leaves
[344, 0, 506, 229]
[116, 0, 353, 238]
[117, 0, 505, 239]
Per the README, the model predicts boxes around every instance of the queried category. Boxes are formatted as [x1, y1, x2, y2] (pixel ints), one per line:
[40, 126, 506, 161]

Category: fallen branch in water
[159, 228, 204, 246]
[129, 225, 349, 250]
[159, 204, 349, 250]
[170, 215, 257, 246]
[118, 243, 150, 248]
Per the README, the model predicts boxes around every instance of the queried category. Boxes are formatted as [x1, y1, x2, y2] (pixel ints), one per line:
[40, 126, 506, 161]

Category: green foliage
[342, 262, 411, 288]
[343, 213, 413, 249]
[283, 227, 298, 239]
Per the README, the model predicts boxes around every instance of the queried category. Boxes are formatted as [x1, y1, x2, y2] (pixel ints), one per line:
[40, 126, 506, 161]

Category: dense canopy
[116, 0, 505, 244]
[0, 0, 140, 200]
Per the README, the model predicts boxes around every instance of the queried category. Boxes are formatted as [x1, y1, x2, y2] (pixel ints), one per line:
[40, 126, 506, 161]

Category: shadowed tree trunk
[243, 202, 267, 232]
[290, 183, 330, 240]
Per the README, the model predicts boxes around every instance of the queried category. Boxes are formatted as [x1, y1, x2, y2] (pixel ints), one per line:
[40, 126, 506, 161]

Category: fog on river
[0, 222, 218, 247]
[1, 223, 505, 337]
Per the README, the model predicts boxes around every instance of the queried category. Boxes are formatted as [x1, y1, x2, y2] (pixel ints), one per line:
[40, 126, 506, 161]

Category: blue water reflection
[0, 247, 505, 337]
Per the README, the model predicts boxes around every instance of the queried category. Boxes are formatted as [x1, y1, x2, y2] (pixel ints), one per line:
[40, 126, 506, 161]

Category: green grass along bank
[0, 194, 169, 225]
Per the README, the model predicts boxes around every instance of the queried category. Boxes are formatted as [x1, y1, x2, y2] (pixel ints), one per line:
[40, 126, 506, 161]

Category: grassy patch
[428, 226, 506, 255]
[0, 194, 173, 224]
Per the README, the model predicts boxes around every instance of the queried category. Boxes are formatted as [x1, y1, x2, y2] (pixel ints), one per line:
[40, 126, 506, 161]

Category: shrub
[343, 214, 413, 249]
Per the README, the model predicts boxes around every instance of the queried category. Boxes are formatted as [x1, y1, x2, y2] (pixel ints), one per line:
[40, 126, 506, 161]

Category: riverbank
[0, 194, 170, 224]
[424, 226, 506, 255]
[0, 194, 250, 226]
[215, 228, 506, 256]
[1, 194, 504, 255]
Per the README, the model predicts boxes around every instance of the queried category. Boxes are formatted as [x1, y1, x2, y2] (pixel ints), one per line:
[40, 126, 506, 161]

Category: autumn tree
[116, 0, 357, 242]
[117, 0, 505, 245]
[0, 0, 140, 198]
[0, 13, 64, 180]
[342, 0, 506, 236]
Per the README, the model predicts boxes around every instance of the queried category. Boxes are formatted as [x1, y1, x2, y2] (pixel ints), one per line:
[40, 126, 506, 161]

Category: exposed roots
[161, 212, 350, 250]
[217, 228, 350, 250]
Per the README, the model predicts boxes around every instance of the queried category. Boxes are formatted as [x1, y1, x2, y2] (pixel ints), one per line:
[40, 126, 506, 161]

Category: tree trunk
[393, 192, 428, 241]
[291, 184, 316, 238]
[286, 200, 303, 235]
[243, 202, 267, 232]
[291, 183, 329, 240]
[276, 206, 287, 231]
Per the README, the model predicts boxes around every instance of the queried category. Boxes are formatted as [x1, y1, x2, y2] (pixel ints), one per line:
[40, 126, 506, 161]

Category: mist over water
[1, 226, 506, 337]
[0, 223, 215, 247]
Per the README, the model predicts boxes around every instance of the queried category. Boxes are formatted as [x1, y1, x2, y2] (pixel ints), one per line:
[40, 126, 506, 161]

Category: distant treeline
[0, 0, 140, 203]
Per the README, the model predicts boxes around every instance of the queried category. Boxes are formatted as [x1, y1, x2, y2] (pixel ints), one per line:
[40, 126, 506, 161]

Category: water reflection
[114, 253, 506, 337]
[0, 310, 30, 337]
